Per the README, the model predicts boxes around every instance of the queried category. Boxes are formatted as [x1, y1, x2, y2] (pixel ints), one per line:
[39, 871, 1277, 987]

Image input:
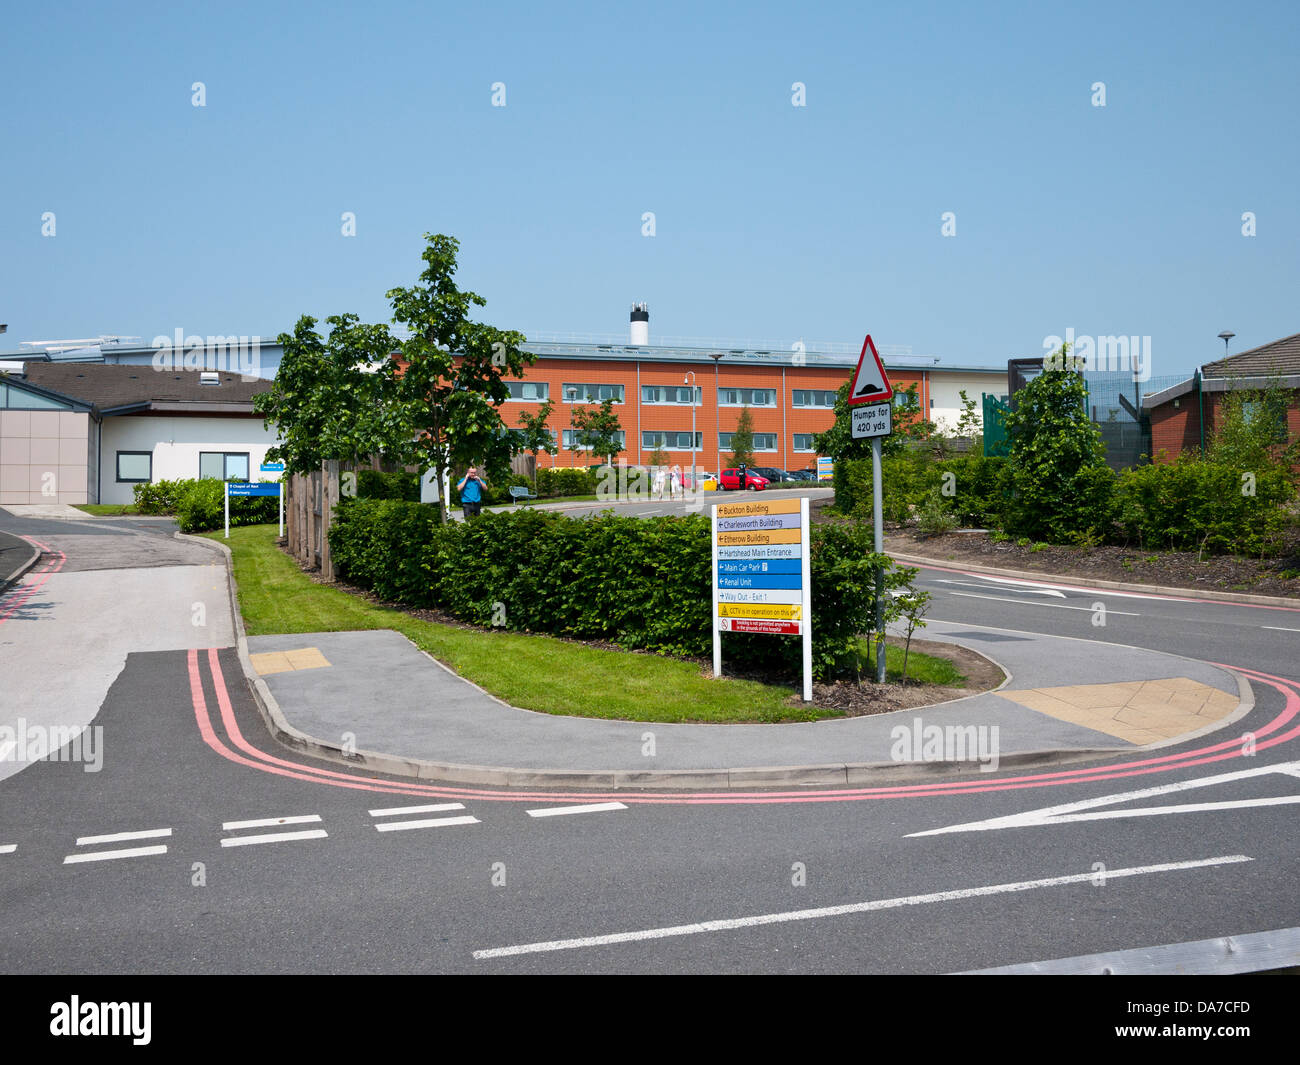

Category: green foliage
[254, 313, 404, 475]
[729, 404, 756, 468]
[834, 452, 1009, 528]
[1114, 455, 1295, 556]
[132, 479, 190, 514]
[329, 505, 915, 681]
[814, 381, 935, 465]
[355, 469, 420, 501]
[569, 397, 624, 465]
[915, 491, 959, 538]
[1208, 377, 1299, 474]
[534, 467, 597, 498]
[1003, 351, 1115, 543]
[515, 399, 559, 484]
[168, 479, 279, 534]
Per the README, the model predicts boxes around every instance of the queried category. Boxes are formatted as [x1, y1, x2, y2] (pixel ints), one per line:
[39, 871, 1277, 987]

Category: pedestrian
[458, 465, 486, 519]
[652, 465, 666, 499]
[670, 464, 682, 499]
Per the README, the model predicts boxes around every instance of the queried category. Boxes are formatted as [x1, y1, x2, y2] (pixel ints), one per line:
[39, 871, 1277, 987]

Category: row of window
[512, 430, 821, 453]
[116, 451, 250, 483]
[504, 383, 920, 409]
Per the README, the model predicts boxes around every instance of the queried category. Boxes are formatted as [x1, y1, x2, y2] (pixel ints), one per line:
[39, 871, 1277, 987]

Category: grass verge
[74, 503, 139, 516]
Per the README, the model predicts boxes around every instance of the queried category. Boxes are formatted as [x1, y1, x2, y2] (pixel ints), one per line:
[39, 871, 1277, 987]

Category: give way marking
[907, 760, 1300, 836]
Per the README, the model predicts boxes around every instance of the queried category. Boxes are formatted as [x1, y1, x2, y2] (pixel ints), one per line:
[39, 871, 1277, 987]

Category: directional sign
[259, 461, 285, 473]
[851, 401, 893, 440]
[226, 482, 281, 497]
[847, 334, 894, 406]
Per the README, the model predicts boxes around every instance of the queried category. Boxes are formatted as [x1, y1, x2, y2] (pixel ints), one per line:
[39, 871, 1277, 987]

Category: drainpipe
[1195, 368, 1205, 454]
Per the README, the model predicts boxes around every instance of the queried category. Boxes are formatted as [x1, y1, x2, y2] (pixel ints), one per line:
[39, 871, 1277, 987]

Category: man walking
[458, 466, 486, 519]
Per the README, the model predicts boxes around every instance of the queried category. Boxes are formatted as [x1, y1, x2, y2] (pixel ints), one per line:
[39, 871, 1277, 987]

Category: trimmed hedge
[133, 477, 279, 533]
[329, 502, 915, 680]
[1114, 458, 1295, 556]
[836, 453, 1009, 528]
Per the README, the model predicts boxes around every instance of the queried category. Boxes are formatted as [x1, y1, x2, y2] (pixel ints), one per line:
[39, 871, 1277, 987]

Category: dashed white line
[368, 803, 465, 817]
[526, 802, 627, 818]
[221, 815, 322, 831]
[0, 844, 15, 854]
[220, 829, 328, 848]
[375, 816, 480, 833]
[471, 855, 1252, 960]
[63, 845, 169, 865]
[1262, 626, 1300, 633]
[76, 828, 172, 846]
[949, 592, 1140, 615]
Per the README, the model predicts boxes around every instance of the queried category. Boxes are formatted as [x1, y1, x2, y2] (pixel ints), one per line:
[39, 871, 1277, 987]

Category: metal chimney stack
[630, 302, 649, 346]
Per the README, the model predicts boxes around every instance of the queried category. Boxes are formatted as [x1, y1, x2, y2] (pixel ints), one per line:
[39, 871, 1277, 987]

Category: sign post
[711, 495, 812, 701]
[224, 481, 282, 540]
[847, 335, 895, 684]
[260, 462, 285, 537]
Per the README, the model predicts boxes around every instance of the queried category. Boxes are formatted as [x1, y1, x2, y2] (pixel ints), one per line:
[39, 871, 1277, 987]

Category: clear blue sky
[2, 0, 1296, 377]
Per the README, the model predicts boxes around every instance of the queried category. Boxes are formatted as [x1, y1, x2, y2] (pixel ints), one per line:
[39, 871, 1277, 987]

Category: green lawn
[208, 524, 969, 723]
[73, 503, 140, 516]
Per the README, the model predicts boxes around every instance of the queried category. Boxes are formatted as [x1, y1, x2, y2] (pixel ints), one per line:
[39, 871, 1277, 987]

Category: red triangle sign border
[847, 334, 894, 406]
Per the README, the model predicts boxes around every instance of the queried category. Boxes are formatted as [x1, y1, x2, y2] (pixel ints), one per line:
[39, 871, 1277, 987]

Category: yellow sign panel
[717, 603, 803, 620]
[717, 528, 803, 547]
[715, 498, 802, 519]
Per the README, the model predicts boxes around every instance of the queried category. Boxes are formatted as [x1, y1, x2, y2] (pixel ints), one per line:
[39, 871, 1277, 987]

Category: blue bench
[509, 485, 538, 503]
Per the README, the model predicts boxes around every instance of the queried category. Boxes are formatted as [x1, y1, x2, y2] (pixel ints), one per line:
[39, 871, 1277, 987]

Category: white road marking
[75, 828, 172, 846]
[375, 815, 480, 833]
[0, 844, 15, 854]
[220, 829, 328, 848]
[526, 802, 627, 818]
[368, 802, 465, 817]
[1262, 626, 1300, 633]
[909, 760, 1300, 836]
[936, 578, 1066, 598]
[949, 592, 1140, 615]
[472, 855, 1252, 960]
[221, 815, 321, 831]
[63, 845, 169, 865]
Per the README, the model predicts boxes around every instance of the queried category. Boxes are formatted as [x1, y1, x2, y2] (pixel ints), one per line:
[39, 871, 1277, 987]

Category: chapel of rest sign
[711, 495, 813, 702]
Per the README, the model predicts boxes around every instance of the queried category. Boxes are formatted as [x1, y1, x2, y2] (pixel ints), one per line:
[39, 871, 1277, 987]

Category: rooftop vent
[199, 371, 220, 386]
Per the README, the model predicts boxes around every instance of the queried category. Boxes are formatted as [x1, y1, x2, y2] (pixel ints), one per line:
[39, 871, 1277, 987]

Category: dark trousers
[462, 501, 482, 519]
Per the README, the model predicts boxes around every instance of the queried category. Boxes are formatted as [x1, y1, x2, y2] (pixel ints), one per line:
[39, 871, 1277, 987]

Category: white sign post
[711, 495, 812, 702]
[847, 335, 895, 684]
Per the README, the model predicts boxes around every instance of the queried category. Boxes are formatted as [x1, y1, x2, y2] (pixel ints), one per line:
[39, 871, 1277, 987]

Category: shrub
[327, 503, 915, 681]
[1114, 457, 1295, 556]
[355, 469, 420, 501]
[133, 479, 189, 514]
[535, 467, 597, 499]
[916, 491, 959, 538]
[172, 478, 279, 534]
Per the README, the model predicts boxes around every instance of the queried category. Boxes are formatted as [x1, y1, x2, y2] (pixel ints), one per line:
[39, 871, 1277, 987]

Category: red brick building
[1144, 332, 1300, 460]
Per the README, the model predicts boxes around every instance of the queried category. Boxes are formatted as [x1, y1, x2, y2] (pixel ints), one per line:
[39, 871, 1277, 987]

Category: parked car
[786, 469, 817, 482]
[751, 466, 799, 484]
[719, 468, 769, 491]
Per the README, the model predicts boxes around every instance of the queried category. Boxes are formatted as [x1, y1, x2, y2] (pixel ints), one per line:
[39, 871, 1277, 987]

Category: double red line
[0, 536, 66, 624]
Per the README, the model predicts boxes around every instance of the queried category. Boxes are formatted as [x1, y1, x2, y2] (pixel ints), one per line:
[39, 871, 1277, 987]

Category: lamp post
[709, 352, 725, 479]
[1217, 330, 1235, 356]
[684, 371, 697, 493]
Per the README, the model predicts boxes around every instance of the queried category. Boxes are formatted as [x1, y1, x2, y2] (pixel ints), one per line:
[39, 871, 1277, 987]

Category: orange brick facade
[504, 357, 927, 471]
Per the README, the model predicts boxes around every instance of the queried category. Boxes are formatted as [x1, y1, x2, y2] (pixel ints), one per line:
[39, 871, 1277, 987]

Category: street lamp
[1217, 330, 1235, 356]
[709, 351, 725, 478]
[684, 371, 697, 493]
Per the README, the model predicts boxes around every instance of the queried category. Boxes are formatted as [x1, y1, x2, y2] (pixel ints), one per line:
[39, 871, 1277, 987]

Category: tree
[516, 399, 558, 487]
[813, 380, 935, 462]
[729, 404, 756, 468]
[569, 398, 624, 466]
[1208, 375, 1299, 476]
[1003, 344, 1115, 544]
[383, 233, 532, 521]
[254, 313, 404, 475]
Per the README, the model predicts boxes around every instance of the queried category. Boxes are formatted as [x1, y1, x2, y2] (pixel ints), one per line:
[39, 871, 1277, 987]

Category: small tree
[516, 399, 558, 487]
[1208, 375, 1299, 475]
[896, 586, 932, 682]
[570, 397, 623, 466]
[383, 233, 532, 522]
[1003, 344, 1114, 544]
[954, 388, 983, 450]
[729, 404, 756, 468]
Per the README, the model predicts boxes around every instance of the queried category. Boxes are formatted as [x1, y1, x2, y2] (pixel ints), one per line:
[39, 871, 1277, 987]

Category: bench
[509, 485, 538, 503]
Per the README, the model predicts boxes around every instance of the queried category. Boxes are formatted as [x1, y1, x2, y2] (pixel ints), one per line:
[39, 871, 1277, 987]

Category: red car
[719, 468, 769, 491]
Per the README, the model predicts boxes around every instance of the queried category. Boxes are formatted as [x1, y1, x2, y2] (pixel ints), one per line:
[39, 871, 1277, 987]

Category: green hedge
[355, 470, 420, 501]
[329, 503, 915, 680]
[133, 477, 279, 533]
[534, 467, 597, 499]
[835, 453, 1009, 528]
[1114, 458, 1295, 556]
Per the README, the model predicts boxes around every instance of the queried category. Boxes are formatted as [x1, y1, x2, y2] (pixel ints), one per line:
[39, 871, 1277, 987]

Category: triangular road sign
[847, 334, 894, 406]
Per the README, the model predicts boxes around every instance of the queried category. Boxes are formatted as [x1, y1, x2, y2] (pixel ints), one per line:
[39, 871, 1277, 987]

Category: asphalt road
[0, 510, 1297, 975]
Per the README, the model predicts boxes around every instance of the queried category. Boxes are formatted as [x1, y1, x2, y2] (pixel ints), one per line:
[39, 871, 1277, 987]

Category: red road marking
[0, 537, 66, 625]
[191, 647, 1300, 806]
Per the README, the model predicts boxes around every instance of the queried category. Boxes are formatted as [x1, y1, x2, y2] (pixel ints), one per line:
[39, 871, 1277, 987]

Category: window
[791, 389, 837, 408]
[642, 431, 702, 450]
[719, 388, 776, 407]
[116, 451, 152, 483]
[508, 427, 557, 446]
[893, 391, 920, 411]
[504, 381, 549, 401]
[199, 452, 250, 481]
[562, 383, 624, 404]
[562, 430, 626, 450]
[0, 382, 74, 410]
[719, 433, 777, 451]
[793, 434, 816, 452]
[641, 386, 702, 405]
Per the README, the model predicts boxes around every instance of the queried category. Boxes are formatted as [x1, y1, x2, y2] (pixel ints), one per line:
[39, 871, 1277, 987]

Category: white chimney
[629, 302, 649, 346]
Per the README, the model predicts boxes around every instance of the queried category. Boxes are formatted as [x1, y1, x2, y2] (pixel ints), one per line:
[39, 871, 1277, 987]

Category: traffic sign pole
[800, 495, 812, 701]
[224, 481, 230, 540]
[872, 437, 886, 683]
[278, 480, 284, 538]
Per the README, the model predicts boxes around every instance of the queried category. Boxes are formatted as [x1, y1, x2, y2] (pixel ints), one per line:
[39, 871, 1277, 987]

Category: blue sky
[2, 0, 1296, 377]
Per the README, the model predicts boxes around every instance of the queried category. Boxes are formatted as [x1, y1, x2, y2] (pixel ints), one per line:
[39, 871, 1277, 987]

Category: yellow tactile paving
[999, 678, 1239, 745]
[248, 648, 332, 677]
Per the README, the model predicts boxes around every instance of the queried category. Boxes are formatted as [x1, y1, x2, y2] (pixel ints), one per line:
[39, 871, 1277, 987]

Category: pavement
[214, 520, 1252, 787]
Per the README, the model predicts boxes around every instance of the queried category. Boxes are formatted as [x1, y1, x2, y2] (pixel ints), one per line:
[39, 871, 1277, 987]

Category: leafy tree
[254, 313, 404, 475]
[813, 380, 935, 463]
[569, 397, 624, 465]
[954, 388, 983, 447]
[1003, 345, 1115, 544]
[383, 233, 532, 521]
[1208, 375, 1299, 476]
[516, 399, 558, 488]
[729, 404, 756, 468]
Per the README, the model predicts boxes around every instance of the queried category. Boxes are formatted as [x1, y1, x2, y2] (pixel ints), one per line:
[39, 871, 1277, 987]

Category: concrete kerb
[0, 530, 41, 593]
[179, 530, 1256, 791]
[889, 549, 1300, 609]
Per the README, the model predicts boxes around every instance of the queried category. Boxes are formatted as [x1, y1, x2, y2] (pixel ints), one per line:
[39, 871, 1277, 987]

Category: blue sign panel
[259, 461, 285, 473]
[227, 482, 281, 497]
[717, 559, 802, 576]
[717, 573, 803, 590]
